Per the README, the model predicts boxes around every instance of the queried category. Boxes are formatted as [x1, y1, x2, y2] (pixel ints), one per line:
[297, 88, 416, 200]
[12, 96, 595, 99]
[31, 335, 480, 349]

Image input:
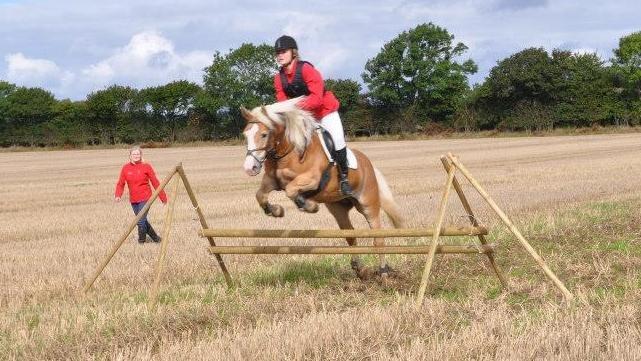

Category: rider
[273, 35, 353, 197]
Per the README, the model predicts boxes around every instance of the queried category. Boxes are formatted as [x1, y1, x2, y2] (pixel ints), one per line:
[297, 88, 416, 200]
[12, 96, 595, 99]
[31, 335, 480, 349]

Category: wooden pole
[176, 164, 233, 287]
[83, 166, 178, 293]
[447, 153, 573, 301]
[148, 176, 180, 311]
[208, 244, 495, 255]
[440, 156, 509, 289]
[199, 226, 488, 239]
[416, 164, 456, 305]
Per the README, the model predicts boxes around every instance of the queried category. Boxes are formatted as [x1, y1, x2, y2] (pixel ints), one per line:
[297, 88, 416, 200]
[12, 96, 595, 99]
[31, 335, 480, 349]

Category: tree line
[1, 23, 640, 147]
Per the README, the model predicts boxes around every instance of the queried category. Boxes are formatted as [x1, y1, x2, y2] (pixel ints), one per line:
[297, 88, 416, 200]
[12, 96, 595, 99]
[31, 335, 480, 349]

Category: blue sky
[1, 0, 639, 100]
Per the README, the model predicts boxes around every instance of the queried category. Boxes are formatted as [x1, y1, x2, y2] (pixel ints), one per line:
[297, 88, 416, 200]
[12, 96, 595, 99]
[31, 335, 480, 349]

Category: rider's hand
[114, 197, 121, 203]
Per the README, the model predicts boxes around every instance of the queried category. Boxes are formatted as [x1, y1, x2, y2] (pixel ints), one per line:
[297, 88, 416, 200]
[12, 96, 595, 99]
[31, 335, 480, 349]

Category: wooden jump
[83, 153, 573, 313]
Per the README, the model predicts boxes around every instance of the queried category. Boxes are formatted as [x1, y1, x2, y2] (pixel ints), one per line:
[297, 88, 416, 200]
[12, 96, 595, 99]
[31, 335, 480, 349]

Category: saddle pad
[316, 128, 358, 169]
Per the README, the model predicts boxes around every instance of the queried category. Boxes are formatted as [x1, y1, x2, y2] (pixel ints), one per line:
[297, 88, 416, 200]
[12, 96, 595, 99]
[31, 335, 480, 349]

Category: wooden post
[176, 164, 233, 287]
[416, 164, 456, 305]
[440, 156, 509, 289]
[83, 166, 178, 293]
[148, 176, 180, 311]
[447, 153, 573, 301]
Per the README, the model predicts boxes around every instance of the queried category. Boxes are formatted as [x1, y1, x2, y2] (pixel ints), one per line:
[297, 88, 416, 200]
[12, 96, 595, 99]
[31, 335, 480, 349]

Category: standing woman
[273, 35, 353, 196]
[114, 146, 167, 243]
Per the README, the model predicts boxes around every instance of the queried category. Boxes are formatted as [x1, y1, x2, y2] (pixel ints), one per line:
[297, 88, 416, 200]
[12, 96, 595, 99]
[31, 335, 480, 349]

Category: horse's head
[240, 99, 315, 176]
[240, 106, 280, 176]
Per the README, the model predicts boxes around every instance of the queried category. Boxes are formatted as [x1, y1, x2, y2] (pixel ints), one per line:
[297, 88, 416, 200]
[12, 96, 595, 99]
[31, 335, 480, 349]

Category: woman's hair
[292, 49, 299, 59]
[129, 145, 145, 163]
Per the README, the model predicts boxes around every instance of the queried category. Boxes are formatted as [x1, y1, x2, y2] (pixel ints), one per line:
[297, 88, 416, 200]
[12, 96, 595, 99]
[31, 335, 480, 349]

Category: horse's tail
[374, 167, 405, 229]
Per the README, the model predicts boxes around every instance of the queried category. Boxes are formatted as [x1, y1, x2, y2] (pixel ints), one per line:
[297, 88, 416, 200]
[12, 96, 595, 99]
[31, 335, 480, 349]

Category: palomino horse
[240, 98, 405, 278]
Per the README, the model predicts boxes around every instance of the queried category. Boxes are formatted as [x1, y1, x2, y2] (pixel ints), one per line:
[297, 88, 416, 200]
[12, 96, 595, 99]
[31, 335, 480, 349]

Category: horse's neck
[269, 131, 322, 168]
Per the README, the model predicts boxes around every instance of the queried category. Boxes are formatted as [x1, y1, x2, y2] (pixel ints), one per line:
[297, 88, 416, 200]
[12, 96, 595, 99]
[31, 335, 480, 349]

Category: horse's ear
[260, 106, 270, 119]
[240, 106, 253, 122]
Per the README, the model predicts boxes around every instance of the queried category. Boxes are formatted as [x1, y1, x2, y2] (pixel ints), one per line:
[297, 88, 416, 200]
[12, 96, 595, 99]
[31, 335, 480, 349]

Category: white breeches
[320, 111, 346, 150]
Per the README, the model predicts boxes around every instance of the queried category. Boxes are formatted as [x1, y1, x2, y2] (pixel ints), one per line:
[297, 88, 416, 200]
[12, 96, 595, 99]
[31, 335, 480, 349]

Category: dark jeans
[131, 201, 151, 234]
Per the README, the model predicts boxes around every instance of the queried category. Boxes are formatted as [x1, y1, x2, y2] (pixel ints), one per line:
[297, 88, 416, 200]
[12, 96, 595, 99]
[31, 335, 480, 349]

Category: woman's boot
[147, 225, 162, 243]
[335, 148, 353, 196]
[137, 226, 147, 244]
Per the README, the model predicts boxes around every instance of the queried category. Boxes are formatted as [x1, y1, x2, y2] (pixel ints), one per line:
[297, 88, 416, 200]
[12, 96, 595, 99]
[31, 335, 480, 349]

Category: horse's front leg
[285, 174, 321, 213]
[256, 174, 284, 217]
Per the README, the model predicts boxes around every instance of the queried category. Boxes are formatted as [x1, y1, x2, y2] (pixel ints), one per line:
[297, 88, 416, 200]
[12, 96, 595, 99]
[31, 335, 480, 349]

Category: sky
[0, 0, 639, 100]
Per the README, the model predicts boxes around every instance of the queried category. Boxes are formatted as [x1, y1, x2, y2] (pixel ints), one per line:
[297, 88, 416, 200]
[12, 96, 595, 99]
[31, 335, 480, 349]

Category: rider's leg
[320, 112, 353, 196]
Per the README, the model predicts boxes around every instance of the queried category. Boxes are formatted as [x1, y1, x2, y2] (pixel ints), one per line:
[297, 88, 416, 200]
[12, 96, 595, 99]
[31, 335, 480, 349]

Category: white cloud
[81, 30, 211, 90]
[5, 53, 73, 88]
[1, 1, 640, 99]
[2, 31, 212, 99]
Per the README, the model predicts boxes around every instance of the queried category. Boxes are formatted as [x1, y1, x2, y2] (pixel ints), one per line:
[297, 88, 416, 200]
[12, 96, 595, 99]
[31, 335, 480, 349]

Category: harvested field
[2, 133, 641, 359]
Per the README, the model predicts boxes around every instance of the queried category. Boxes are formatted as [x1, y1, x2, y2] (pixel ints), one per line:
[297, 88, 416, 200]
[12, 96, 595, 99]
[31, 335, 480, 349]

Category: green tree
[138, 80, 202, 141]
[202, 43, 276, 138]
[499, 100, 554, 131]
[4, 86, 56, 146]
[476, 47, 617, 129]
[611, 31, 641, 124]
[479, 47, 556, 123]
[475, 47, 558, 129]
[362, 23, 477, 128]
[325, 78, 368, 135]
[0, 81, 17, 145]
[86, 85, 137, 144]
[325, 78, 361, 114]
[42, 100, 89, 146]
[551, 50, 617, 127]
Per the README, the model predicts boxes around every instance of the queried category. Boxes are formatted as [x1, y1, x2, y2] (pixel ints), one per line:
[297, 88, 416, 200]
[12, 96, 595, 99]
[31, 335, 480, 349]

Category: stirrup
[340, 178, 353, 196]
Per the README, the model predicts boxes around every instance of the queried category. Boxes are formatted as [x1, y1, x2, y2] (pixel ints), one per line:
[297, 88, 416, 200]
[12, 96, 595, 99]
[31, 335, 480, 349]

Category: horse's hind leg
[354, 202, 390, 278]
[325, 201, 367, 278]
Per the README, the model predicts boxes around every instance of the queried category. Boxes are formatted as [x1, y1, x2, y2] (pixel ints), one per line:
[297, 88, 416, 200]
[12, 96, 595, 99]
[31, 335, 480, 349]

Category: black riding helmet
[274, 35, 297, 52]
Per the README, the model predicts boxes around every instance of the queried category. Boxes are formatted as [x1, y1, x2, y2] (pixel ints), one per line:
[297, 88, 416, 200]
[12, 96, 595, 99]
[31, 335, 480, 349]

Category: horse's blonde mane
[249, 97, 316, 153]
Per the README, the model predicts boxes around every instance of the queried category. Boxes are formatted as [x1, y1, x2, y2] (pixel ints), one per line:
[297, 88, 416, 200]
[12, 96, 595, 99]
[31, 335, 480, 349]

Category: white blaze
[243, 124, 260, 175]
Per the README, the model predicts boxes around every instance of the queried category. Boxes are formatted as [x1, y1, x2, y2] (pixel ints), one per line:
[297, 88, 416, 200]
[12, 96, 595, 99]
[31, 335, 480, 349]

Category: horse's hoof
[355, 267, 374, 280]
[304, 202, 319, 213]
[377, 264, 392, 277]
[270, 204, 284, 217]
[351, 259, 363, 271]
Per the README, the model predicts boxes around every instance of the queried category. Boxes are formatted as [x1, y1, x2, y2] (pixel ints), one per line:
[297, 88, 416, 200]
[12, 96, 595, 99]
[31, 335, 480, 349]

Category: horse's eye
[261, 133, 268, 138]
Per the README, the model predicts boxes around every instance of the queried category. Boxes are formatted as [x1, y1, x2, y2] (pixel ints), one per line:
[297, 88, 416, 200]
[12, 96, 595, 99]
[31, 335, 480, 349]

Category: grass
[3, 197, 641, 359]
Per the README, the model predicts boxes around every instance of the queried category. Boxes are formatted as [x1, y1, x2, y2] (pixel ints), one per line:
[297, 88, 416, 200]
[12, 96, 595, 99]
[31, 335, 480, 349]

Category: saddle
[300, 126, 357, 199]
[316, 126, 357, 169]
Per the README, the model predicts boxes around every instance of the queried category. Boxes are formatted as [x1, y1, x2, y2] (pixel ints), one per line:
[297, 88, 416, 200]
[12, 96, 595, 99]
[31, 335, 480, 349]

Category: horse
[240, 97, 405, 278]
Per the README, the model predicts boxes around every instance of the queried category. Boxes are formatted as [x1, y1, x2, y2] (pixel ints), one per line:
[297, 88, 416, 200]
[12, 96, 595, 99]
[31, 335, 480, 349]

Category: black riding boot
[335, 148, 353, 196]
[147, 224, 162, 243]
[137, 226, 147, 244]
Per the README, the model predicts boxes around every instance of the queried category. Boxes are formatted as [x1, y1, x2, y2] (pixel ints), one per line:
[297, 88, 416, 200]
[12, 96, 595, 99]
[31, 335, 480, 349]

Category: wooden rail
[208, 244, 495, 255]
[199, 226, 487, 239]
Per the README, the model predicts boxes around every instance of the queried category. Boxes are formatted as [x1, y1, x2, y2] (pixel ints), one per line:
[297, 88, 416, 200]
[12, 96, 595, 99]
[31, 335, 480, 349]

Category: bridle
[245, 121, 294, 165]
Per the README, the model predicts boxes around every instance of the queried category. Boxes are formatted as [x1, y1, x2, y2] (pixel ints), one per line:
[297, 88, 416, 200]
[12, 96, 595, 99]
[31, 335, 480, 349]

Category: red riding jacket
[274, 59, 339, 120]
[115, 162, 167, 204]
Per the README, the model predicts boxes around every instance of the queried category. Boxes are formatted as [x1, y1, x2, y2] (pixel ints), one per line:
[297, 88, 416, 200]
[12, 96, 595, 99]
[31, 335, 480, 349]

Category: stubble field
[2, 133, 641, 360]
